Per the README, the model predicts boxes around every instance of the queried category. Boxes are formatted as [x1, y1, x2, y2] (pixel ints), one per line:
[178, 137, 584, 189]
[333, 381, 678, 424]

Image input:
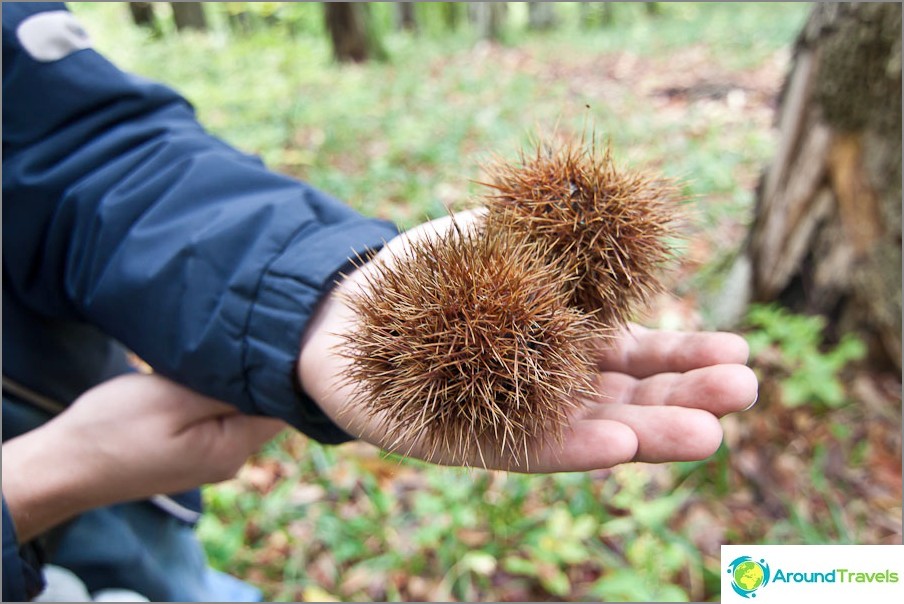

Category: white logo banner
[722, 545, 904, 603]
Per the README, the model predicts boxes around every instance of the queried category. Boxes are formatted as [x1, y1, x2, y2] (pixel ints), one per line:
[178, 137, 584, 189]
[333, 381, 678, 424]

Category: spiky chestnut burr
[340, 220, 597, 467]
[482, 139, 680, 331]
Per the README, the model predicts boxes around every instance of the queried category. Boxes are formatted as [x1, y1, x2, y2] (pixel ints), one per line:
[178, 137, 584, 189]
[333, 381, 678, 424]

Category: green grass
[58, 4, 898, 603]
[70, 1, 810, 230]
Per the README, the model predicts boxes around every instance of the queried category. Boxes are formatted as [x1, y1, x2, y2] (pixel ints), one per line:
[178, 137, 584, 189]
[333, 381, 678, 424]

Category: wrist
[298, 274, 349, 411]
[1, 423, 108, 542]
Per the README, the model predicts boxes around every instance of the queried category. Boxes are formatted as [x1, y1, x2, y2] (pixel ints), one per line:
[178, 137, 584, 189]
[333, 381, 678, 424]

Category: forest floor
[72, 3, 902, 601]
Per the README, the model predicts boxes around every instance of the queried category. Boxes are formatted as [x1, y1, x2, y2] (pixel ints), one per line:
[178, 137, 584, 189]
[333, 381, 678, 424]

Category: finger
[595, 324, 750, 377]
[400, 418, 639, 474]
[591, 405, 724, 463]
[366, 208, 488, 274]
[516, 419, 640, 473]
[590, 364, 758, 417]
[402, 208, 487, 244]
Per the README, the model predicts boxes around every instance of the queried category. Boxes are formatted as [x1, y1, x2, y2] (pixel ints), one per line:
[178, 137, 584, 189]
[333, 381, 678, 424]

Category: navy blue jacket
[2, 3, 398, 599]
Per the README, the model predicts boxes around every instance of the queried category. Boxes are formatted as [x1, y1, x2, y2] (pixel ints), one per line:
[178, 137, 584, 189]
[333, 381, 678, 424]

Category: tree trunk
[170, 2, 207, 32]
[127, 2, 156, 28]
[471, 2, 506, 42]
[600, 3, 615, 26]
[742, 3, 902, 370]
[442, 2, 460, 30]
[397, 2, 417, 32]
[527, 1, 556, 31]
[580, 2, 613, 28]
[227, 10, 253, 35]
[324, 2, 385, 63]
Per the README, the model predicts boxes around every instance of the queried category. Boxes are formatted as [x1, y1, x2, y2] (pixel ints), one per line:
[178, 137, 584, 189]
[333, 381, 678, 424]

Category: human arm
[1, 373, 285, 544]
[2, 3, 398, 441]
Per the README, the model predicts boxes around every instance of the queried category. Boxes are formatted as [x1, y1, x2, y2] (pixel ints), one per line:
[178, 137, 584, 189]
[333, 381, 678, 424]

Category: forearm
[1, 373, 289, 544]
[3, 3, 398, 438]
[1, 425, 112, 543]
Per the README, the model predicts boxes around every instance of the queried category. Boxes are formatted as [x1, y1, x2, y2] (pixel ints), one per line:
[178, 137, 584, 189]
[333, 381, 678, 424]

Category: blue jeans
[48, 502, 260, 602]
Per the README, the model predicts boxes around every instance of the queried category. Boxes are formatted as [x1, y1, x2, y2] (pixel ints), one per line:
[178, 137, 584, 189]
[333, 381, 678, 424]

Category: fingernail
[743, 391, 759, 411]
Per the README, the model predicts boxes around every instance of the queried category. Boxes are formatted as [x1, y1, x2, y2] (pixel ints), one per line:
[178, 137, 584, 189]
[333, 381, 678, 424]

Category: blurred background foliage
[70, 3, 901, 602]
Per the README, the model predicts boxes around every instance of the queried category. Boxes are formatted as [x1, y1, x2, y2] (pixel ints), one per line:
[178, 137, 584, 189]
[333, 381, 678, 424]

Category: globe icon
[733, 560, 765, 592]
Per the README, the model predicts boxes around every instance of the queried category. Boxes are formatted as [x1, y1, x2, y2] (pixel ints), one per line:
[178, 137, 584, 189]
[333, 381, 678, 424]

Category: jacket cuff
[3, 496, 46, 601]
[243, 217, 398, 444]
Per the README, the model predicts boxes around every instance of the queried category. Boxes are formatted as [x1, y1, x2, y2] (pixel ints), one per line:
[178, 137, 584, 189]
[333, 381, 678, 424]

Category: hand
[299, 212, 758, 472]
[2, 374, 285, 542]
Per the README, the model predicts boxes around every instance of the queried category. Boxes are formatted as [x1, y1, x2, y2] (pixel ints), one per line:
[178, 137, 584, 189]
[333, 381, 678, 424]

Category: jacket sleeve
[2, 3, 399, 443]
[3, 497, 45, 601]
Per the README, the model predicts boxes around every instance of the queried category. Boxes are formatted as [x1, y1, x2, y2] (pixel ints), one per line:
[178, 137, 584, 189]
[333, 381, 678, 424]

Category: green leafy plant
[744, 303, 866, 409]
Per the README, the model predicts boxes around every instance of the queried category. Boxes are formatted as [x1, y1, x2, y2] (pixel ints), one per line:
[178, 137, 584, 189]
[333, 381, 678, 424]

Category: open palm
[298, 213, 758, 472]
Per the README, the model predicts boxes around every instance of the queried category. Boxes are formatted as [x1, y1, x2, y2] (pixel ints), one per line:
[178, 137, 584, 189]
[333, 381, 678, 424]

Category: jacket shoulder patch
[16, 10, 92, 63]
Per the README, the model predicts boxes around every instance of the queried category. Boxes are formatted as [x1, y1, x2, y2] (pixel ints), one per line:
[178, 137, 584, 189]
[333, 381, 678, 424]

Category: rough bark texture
[745, 3, 902, 370]
[170, 2, 207, 32]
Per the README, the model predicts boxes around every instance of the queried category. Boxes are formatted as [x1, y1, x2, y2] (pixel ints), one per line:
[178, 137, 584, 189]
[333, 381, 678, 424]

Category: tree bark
[127, 2, 156, 29]
[397, 2, 417, 32]
[527, 1, 556, 31]
[324, 2, 385, 63]
[742, 3, 902, 369]
[470, 2, 506, 42]
[170, 2, 207, 32]
[442, 2, 460, 30]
